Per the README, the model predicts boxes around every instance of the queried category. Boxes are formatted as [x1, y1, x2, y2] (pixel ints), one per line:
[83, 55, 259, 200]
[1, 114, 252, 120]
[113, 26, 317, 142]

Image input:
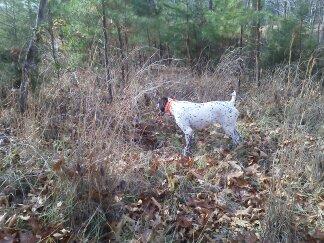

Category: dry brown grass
[0, 50, 323, 241]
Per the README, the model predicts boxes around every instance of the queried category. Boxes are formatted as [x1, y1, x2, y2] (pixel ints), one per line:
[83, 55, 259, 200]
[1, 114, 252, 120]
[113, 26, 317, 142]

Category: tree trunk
[167, 44, 172, 65]
[146, 27, 151, 46]
[158, 30, 163, 58]
[254, 0, 261, 86]
[319, 16, 324, 45]
[310, 0, 319, 34]
[209, 0, 213, 11]
[101, 0, 112, 102]
[19, 0, 48, 113]
[275, 0, 280, 16]
[124, 31, 129, 82]
[186, 0, 191, 64]
[11, 2, 18, 45]
[240, 25, 243, 48]
[48, 8, 60, 78]
[299, 18, 303, 58]
[27, 0, 34, 26]
[116, 23, 125, 84]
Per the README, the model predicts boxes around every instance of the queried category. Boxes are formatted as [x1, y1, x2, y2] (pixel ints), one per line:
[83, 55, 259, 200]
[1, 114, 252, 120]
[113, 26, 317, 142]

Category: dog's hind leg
[223, 125, 240, 146]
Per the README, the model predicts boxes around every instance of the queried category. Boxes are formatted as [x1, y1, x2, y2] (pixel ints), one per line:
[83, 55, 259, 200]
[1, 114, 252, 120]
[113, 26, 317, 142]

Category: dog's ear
[158, 97, 168, 114]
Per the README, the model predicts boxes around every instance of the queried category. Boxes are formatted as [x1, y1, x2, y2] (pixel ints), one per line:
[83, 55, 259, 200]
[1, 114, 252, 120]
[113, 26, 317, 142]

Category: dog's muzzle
[156, 103, 165, 116]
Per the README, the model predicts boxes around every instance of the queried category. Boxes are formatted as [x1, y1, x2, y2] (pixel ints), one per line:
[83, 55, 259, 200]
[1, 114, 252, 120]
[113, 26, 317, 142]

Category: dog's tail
[230, 91, 236, 105]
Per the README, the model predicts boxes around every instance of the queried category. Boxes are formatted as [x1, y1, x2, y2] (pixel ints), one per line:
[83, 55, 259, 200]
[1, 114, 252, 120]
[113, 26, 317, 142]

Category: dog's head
[157, 97, 168, 116]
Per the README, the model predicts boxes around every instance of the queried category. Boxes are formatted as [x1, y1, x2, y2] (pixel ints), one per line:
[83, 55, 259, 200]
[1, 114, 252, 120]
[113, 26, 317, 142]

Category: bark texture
[19, 0, 48, 113]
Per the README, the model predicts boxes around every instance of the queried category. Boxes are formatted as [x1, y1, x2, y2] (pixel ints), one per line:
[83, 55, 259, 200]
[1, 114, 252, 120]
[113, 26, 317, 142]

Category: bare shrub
[262, 195, 297, 242]
[0, 52, 322, 241]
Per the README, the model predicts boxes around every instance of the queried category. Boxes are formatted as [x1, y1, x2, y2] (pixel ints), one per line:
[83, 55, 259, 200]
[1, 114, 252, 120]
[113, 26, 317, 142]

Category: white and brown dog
[158, 91, 241, 156]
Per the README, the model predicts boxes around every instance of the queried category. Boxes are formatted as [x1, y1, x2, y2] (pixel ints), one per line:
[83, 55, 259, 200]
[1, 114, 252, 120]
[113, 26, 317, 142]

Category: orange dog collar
[164, 99, 174, 115]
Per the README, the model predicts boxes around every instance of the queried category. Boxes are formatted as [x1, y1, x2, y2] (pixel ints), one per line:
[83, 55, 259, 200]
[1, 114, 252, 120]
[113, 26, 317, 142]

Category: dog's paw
[182, 148, 192, 157]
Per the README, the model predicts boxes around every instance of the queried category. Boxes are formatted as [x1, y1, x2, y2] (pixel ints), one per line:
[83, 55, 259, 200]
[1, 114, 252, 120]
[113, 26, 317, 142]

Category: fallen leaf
[227, 171, 244, 180]
[151, 197, 162, 211]
[176, 215, 192, 228]
[0, 213, 7, 226]
[125, 205, 141, 213]
[231, 217, 251, 228]
[141, 229, 153, 243]
[218, 214, 231, 224]
[19, 215, 31, 221]
[250, 151, 259, 158]
[227, 171, 249, 187]
[28, 216, 42, 234]
[295, 193, 307, 203]
[310, 228, 324, 240]
[235, 206, 253, 217]
[32, 196, 46, 212]
[7, 214, 17, 228]
[150, 159, 159, 175]
[150, 213, 162, 228]
[244, 164, 260, 176]
[19, 231, 38, 243]
[259, 150, 267, 158]
[177, 156, 193, 167]
[167, 175, 178, 192]
[53, 232, 64, 239]
[214, 197, 228, 211]
[61, 228, 70, 234]
[0, 195, 9, 207]
[187, 198, 213, 209]
[129, 240, 140, 243]
[0, 234, 15, 243]
[319, 201, 324, 210]
[187, 169, 203, 180]
[228, 160, 242, 171]
[52, 157, 65, 172]
[241, 231, 259, 243]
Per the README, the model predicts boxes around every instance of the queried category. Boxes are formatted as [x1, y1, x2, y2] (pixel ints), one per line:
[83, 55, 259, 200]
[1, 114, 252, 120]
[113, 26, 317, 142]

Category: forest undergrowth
[0, 55, 323, 242]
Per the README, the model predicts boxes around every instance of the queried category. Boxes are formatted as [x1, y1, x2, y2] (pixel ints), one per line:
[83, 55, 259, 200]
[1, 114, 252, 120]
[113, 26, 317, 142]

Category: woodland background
[0, 0, 323, 242]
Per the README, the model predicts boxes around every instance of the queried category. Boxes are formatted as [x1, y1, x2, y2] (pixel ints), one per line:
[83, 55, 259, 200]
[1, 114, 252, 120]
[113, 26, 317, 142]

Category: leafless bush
[0, 54, 322, 241]
[262, 195, 297, 242]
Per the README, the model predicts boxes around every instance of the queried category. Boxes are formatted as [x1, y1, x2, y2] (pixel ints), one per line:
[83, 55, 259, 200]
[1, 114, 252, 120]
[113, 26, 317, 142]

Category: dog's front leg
[183, 128, 194, 156]
[234, 129, 242, 144]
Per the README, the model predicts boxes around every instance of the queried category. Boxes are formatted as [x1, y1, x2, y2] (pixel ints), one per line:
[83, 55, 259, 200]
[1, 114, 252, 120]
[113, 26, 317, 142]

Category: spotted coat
[159, 91, 241, 156]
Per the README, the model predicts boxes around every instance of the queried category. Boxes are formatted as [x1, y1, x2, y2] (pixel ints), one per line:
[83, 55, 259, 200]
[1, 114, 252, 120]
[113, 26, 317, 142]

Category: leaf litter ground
[0, 118, 323, 242]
